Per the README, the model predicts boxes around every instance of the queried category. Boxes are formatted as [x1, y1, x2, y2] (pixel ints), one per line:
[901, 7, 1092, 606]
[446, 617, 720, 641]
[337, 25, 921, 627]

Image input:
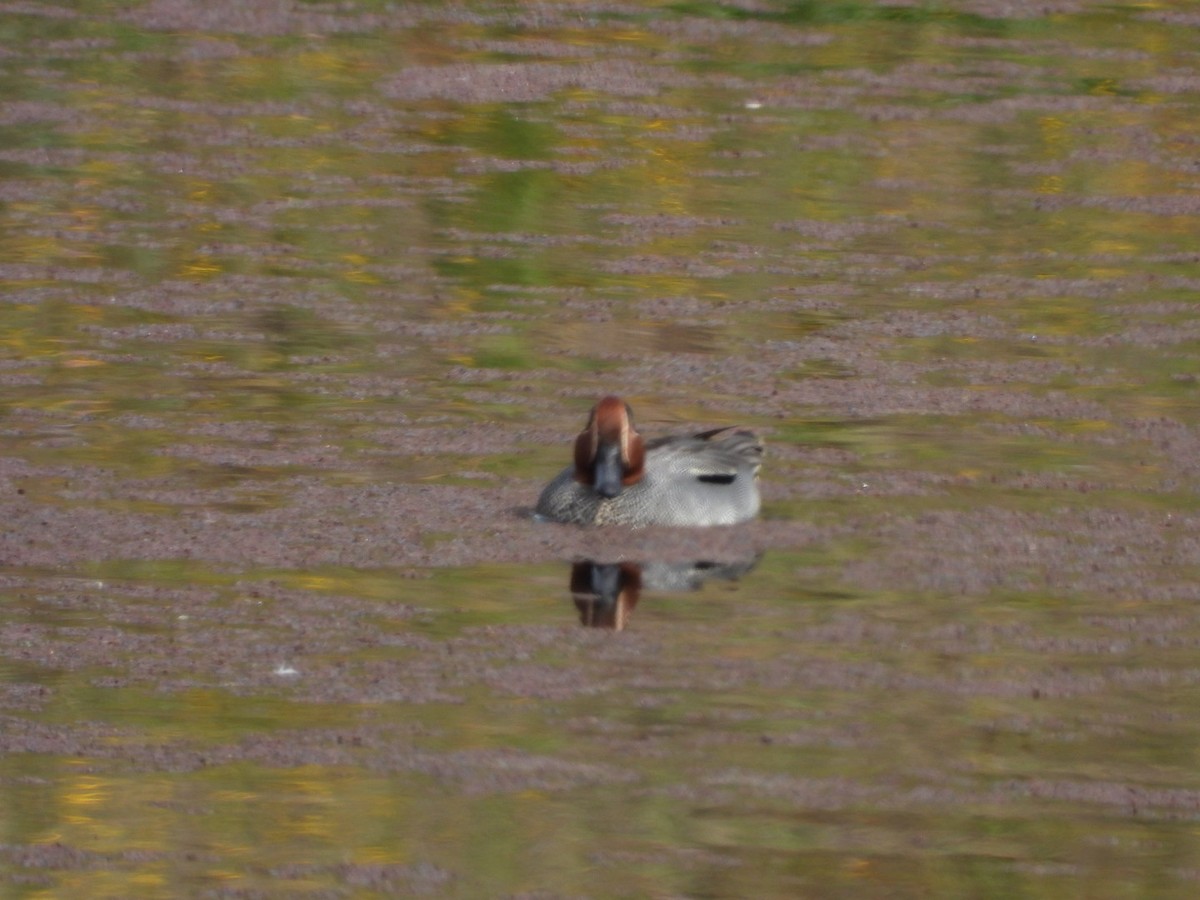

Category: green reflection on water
[3, 0, 1200, 895]
[666, 0, 1004, 29]
[4, 555, 1200, 896]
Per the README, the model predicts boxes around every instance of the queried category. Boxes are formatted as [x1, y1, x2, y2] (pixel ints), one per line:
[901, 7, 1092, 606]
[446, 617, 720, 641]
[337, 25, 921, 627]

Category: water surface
[3, 1, 1200, 896]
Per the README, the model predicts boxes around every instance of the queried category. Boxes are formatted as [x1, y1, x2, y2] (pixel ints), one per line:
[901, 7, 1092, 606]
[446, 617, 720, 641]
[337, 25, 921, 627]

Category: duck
[536, 396, 763, 527]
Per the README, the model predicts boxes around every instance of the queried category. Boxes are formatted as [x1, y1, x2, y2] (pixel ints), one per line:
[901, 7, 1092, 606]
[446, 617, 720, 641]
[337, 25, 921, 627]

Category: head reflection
[571, 562, 641, 630]
[567, 556, 761, 631]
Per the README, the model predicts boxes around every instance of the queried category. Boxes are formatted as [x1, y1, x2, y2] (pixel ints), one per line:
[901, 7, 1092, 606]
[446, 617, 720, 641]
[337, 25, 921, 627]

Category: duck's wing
[646, 427, 763, 483]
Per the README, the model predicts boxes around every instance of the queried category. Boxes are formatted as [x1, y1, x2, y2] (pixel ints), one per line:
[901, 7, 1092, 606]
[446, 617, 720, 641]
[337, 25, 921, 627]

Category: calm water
[3, 1, 1200, 897]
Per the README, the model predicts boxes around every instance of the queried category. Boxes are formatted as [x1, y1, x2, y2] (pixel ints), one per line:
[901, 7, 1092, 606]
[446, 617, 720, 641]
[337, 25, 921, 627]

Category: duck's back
[627, 427, 761, 526]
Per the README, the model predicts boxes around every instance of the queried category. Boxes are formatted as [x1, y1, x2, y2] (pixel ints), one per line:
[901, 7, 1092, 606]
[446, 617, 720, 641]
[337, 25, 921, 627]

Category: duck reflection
[569, 557, 760, 630]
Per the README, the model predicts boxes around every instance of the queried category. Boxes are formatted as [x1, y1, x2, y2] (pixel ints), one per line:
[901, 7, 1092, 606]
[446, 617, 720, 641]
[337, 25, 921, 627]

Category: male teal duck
[536, 396, 763, 527]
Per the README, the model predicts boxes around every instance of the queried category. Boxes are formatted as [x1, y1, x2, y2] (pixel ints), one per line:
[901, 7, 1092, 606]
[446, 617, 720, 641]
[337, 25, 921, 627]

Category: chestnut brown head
[572, 395, 646, 499]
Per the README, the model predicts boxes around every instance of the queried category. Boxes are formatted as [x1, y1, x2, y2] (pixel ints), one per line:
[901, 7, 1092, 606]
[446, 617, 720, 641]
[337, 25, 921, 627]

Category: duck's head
[573, 395, 646, 499]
